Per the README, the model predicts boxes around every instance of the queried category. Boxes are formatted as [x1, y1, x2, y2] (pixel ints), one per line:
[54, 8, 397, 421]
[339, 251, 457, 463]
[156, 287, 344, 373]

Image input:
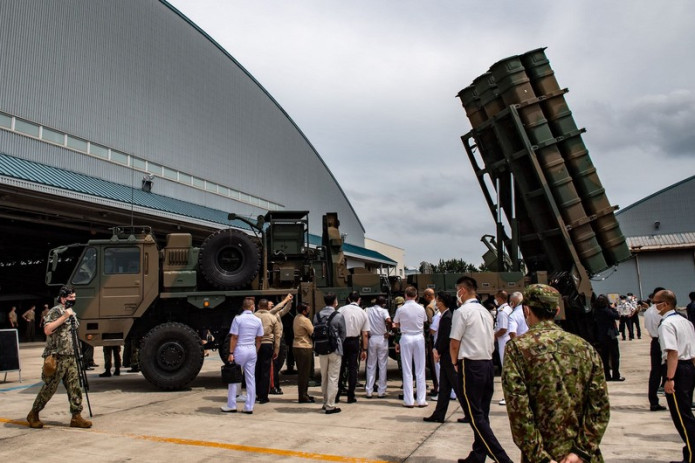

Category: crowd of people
[219, 277, 612, 463]
[0, 303, 50, 342]
[23, 280, 695, 463]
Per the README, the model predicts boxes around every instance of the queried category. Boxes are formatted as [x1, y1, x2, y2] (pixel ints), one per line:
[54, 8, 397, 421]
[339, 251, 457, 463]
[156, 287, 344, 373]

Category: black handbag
[221, 361, 243, 384]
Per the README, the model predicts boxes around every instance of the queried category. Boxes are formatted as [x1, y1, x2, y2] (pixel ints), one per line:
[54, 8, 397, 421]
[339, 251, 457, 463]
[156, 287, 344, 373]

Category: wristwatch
[666, 377, 675, 381]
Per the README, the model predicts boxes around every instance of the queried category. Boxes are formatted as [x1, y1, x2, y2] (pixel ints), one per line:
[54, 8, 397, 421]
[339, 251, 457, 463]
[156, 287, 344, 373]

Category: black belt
[345, 336, 359, 340]
[678, 359, 694, 364]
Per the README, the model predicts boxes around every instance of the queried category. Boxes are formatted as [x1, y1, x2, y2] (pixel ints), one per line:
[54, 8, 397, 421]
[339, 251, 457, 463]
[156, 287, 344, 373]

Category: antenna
[130, 164, 135, 227]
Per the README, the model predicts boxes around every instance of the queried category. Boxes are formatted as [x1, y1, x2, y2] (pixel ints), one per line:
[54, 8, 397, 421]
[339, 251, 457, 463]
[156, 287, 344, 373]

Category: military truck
[45, 211, 386, 390]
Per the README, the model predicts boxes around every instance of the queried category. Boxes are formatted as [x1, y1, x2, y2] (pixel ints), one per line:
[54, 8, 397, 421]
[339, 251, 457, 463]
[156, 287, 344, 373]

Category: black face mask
[64, 299, 76, 308]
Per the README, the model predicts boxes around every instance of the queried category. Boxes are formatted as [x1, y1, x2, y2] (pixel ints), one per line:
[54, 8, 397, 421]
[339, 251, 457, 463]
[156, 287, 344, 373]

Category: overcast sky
[169, 0, 695, 268]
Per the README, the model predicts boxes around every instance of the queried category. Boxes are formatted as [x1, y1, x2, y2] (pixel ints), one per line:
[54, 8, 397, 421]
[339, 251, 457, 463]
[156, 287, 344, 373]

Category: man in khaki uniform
[255, 298, 283, 404]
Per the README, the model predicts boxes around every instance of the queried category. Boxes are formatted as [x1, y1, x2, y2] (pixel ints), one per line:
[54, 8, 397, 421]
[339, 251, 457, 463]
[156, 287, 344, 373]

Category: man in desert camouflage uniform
[502, 284, 609, 463]
[26, 286, 92, 429]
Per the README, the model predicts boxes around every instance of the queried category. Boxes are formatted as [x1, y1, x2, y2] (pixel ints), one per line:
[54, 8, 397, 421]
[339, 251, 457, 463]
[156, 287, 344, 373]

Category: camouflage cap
[523, 284, 560, 317]
[393, 296, 405, 306]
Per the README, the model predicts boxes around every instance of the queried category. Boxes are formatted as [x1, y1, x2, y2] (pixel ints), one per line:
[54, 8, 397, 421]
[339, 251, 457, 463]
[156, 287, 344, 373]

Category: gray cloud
[170, 0, 695, 266]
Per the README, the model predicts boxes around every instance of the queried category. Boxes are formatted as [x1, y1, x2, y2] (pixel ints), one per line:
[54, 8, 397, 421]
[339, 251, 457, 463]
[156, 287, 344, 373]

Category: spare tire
[199, 229, 261, 289]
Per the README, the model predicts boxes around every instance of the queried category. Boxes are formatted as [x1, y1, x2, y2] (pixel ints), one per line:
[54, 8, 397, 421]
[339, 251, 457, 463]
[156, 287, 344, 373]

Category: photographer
[26, 286, 92, 429]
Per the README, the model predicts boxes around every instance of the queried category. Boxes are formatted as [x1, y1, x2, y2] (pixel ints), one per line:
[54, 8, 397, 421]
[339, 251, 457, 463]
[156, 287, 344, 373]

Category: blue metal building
[592, 175, 695, 303]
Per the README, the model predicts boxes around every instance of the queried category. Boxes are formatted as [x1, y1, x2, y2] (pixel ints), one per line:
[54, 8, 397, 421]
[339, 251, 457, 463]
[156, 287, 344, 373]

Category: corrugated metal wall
[616, 176, 695, 237]
[592, 177, 695, 301]
[593, 251, 695, 304]
[0, 0, 364, 243]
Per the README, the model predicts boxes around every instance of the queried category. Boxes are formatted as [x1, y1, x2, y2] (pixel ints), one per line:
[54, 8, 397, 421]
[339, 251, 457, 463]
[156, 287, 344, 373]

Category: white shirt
[617, 301, 633, 317]
[430, 311, 442, 342]
[393, 300, 426, 335]
[230, 310, 264, 345]
[508, 304, 528, 337]
[659, 310, 695, 362]
[366, 304, 390, 338]
[450, 298, 495, 360]
[644, 304, 662, 338]
[338, 302, 370, 337]
[495, 303, 512, 346]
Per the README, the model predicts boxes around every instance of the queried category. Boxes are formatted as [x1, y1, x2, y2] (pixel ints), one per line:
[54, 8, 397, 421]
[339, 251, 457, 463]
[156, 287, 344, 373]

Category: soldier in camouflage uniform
[502, 284, 609, 463]
[26, 286, 92, 429]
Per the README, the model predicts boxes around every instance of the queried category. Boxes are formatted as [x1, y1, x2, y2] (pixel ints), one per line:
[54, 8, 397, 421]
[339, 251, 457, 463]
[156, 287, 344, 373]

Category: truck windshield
[45, 244, 87, 286]
[72, 247, 97, 285]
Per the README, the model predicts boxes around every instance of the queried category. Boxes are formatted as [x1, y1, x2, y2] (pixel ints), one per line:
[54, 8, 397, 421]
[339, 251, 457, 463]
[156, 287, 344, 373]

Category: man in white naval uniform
[393, 286, 428, 408]
[222, 297, 264, 414]
[365, 295, 392, 398]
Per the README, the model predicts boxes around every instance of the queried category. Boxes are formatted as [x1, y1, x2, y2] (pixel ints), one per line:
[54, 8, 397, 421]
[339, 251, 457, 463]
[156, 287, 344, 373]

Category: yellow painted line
[1, 417, 391, 463]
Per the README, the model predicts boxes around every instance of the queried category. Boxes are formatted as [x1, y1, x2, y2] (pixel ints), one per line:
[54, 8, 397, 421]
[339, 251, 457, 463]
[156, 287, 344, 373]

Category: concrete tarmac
[0, 335, 685, 462]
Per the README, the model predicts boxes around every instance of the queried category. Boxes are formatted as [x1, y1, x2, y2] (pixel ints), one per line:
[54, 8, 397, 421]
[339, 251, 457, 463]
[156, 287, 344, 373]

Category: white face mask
[456, 290, 463, 306]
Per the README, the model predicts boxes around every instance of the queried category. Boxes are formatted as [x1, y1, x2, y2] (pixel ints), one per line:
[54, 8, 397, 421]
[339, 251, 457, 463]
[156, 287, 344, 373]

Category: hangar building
[0, 0, 394, 303]
[593, 175, 695, 303]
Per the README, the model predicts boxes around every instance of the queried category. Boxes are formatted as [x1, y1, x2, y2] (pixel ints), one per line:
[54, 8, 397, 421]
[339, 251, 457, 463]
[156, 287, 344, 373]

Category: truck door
[100, 245, 144, 317]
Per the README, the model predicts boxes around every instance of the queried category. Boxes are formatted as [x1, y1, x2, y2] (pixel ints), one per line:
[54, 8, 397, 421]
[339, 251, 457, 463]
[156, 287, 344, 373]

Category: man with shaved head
[508, 292, 527, 340]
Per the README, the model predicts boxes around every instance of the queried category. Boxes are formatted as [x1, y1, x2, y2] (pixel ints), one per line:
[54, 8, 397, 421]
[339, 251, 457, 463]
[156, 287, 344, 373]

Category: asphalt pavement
[0, 333, 685, 462]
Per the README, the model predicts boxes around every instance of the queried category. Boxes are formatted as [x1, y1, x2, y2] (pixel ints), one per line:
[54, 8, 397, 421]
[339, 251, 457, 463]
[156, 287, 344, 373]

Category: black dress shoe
[269, 387, 283, 395]
[347, 397, 357, 404]
[423, 415, 444, 423]
[611, 377, 626, 382]
[241, 410, 253, 414]
[99, 371, 111, 377]
[257, 398, 269, 404]
[325, 407, 341, 414]
[650, 404, 667, 411]
[457, 416, 471, 423]
[299, 396, 316, 403]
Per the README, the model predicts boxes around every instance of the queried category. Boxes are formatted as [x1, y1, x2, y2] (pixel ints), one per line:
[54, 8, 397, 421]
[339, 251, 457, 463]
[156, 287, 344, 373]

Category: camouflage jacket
[42, 304, 78, 357]
[502, 320, 609, 463]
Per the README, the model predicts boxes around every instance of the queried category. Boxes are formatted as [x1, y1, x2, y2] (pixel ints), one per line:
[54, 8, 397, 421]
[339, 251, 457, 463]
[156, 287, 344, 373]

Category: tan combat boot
[69, 413, 92, 428]
[27, 410, 43, 429]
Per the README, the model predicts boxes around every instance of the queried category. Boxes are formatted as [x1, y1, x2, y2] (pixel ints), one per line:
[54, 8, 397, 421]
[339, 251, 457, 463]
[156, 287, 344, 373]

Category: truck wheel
[199, 229, 261, 289]
[139, 322, 204, 390]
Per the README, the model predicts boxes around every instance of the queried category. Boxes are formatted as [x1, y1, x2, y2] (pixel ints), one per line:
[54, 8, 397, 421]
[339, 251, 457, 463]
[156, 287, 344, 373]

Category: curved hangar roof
[0, 0, 364, 245]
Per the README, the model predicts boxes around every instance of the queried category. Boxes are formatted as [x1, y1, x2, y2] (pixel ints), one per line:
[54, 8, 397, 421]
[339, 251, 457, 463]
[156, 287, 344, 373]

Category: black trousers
[338, 337, 360, 400]
[648, 337, 663, 407]
[599, 338, 621, 380]
[666, 361, 695, 463]
[632, 314, 642, 338]
[457, 358, 512, 463]
[255, 344, 274, 400]
[426, 336, 438, 392]
[619, 316, 634, 340]
[430, 357, 458, 420]
[272, 342, 287, 389]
